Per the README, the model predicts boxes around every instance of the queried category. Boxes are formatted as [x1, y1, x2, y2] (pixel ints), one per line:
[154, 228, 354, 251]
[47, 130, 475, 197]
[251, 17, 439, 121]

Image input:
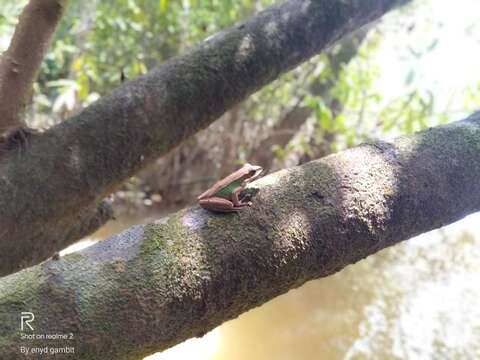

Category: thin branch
[0, 0, 65, 136]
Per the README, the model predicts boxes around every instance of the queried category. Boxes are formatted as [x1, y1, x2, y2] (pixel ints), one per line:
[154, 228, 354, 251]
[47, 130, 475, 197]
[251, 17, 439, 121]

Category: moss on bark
[0, 0, 410, 277]
[1, 113, 479, 359]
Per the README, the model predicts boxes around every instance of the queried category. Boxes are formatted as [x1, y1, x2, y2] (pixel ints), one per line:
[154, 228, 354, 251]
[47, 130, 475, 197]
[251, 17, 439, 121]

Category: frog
[197, 163, 263, 212]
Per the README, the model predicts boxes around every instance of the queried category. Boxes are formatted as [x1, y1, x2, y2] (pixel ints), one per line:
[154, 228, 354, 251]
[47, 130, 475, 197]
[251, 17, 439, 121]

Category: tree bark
[1, 112, 479, 359]
[0, 0, 65, 136]
[0, 0, 410, 277]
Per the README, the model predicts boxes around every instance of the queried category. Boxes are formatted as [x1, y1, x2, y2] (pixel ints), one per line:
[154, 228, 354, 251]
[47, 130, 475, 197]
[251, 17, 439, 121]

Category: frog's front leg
[232, 187, 252, 207]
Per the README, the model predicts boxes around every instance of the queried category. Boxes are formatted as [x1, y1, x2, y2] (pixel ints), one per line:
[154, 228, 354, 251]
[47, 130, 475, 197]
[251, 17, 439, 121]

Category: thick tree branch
[1, 112, 479, 359]
[0, 0, 65, 136]
[0, 0, 410, 276]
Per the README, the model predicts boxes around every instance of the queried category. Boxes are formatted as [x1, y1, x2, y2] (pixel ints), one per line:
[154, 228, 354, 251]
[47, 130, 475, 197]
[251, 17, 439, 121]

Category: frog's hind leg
[199, 197, 244, 212]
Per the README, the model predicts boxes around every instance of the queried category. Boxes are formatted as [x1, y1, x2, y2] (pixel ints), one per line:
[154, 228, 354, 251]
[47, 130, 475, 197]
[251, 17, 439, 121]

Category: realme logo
[20, 312, 34, 331]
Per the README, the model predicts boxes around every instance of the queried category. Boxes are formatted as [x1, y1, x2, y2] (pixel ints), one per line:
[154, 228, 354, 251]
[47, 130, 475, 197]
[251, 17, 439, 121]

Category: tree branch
[0, 0, 410, 276]
[0, 0, 65, 136]
[1, 112, 479, 359]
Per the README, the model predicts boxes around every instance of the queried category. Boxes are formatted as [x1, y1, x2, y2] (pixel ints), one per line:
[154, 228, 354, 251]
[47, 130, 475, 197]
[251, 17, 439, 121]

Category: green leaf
[405, 68, 415, 86]
[159, 0, 168, 13]
[316, 104, 333, 131]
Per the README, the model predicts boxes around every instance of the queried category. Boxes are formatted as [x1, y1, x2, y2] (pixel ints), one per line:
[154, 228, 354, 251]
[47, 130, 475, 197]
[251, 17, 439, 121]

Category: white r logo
[20, 312, 34, 331]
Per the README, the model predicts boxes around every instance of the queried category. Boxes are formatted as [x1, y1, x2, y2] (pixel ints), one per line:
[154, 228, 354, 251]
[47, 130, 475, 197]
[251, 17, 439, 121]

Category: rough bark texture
[0, 0, 65, 136]
[1, 112, 479, 359]
[0, 0, 410, 277]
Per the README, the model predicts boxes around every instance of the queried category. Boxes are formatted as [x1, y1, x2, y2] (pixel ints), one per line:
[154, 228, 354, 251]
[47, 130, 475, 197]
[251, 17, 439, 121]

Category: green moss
[141, 224, 167, 254]
[0, 266, 44, 350]
[141, 212, 192, 256]
[0, 266, 43, 305]
[135, 213, 199, 297]
[64, 252, 84, 263]
[0, 336, 9, 350]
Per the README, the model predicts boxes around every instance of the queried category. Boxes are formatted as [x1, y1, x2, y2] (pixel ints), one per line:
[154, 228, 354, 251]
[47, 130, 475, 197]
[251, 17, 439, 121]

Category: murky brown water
[71, 213, 480, 360]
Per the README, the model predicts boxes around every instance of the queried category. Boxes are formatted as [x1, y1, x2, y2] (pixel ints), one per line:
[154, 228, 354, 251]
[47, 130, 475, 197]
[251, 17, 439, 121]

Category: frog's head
[243, 163, 264, 183]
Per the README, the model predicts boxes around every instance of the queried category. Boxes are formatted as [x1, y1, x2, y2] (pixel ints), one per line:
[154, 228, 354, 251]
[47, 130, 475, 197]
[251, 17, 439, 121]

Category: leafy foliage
[1, 0, 479, 212]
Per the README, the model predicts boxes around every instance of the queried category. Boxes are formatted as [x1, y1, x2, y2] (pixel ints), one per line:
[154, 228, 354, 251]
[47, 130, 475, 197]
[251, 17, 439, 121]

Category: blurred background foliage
[3, 0, 477, 217]
[2, 1, 480, 359]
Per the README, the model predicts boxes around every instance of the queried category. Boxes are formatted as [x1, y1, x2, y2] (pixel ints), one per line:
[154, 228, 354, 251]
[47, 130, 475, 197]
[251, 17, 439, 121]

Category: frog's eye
[248, 170, 256, 176]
